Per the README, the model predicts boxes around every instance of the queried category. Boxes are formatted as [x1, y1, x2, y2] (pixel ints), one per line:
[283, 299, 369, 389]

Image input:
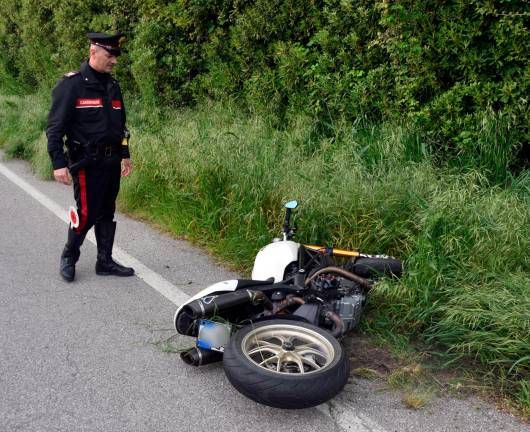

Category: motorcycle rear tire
[223, 319, 349, 409]
[350, 257, 402, 278]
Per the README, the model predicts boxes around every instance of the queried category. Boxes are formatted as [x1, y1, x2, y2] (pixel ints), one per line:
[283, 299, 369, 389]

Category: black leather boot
[95, 221, 134, 277]
[60, 229, 86, 282]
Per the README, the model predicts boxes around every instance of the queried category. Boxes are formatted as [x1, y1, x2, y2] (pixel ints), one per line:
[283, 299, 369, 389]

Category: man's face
[89, 45, 118, 73]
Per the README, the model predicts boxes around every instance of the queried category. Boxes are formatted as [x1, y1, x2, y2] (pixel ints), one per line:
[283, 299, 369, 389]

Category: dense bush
[1, 0, 528, 173]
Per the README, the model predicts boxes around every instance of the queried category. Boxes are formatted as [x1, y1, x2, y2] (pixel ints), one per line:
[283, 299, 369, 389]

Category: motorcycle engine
[310, 274, 366, 333]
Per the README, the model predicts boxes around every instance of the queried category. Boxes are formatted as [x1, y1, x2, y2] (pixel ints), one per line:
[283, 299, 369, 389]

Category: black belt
[103, 144, 118, 157]
[94, 143, 120, 158]
[68, 143, 120, 172]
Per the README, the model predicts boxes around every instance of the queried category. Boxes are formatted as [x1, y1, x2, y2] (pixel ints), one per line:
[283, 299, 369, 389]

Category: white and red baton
[68, 206, 79, 229]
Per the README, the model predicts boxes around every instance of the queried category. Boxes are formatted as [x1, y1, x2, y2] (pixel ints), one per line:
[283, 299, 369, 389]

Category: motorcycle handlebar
[283, 208, 292, 238]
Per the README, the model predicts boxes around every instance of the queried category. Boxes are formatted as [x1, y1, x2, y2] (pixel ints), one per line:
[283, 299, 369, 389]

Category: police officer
[46, 32, 134, 282]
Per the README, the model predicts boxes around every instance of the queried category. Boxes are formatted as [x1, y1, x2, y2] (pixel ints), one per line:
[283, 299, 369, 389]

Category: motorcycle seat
[236, 278, 274, 289]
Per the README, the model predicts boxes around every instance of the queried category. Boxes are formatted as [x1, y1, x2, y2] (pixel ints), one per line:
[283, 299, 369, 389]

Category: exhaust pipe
[323, 310, 344, 338]
[305, 266, 372, 290]
[175, 311, 200, 337]
[180, 347, 223, 366]
[176, 290, 272, 336]
[182, 290, 272, 320]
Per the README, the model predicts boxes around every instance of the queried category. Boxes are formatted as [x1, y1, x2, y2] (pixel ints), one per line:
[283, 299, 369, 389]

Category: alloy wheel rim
[241, 324, 335, 375]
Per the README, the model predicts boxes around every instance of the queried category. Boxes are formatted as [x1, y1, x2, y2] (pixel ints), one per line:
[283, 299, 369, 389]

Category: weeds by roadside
[348, 332, 530, 421]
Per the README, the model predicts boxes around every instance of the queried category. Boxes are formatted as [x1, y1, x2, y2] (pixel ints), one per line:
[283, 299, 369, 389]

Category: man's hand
[53, 167, 71, 185]
[121, 158, 133, 177]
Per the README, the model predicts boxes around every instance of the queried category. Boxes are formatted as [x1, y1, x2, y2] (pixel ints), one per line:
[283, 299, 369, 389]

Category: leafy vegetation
[0, 0, 528, 170]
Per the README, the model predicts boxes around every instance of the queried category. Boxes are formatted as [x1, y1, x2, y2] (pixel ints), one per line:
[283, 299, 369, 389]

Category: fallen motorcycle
[174, 200, 402, 409]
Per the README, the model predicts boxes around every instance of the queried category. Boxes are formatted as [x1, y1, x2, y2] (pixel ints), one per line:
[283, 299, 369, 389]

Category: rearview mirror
[284, 200, 298, 209]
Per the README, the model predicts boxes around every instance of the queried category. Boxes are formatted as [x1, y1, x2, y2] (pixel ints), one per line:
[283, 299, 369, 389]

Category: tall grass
[120, 102, 435, 263]
[0, 92, 52, 178]
[1, 93, 528, 411]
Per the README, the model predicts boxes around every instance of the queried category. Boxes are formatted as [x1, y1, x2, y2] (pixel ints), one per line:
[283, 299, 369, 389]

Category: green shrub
[1, 0, 528, 174]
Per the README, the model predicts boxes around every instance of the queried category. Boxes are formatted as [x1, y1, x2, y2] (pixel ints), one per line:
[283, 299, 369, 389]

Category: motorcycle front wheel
[223, 319, 349, 409]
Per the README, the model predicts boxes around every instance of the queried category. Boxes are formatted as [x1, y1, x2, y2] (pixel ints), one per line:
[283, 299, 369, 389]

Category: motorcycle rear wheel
[223, 319, 349, 409]
[350, 257, 402, 278]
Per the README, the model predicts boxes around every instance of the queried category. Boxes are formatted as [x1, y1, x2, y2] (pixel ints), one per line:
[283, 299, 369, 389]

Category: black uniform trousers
[72, 154, 121, 236]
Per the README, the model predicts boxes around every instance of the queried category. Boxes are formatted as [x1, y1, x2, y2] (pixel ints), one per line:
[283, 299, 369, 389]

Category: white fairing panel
[251, 241, 300, 282]
[173, 279, 238, 329]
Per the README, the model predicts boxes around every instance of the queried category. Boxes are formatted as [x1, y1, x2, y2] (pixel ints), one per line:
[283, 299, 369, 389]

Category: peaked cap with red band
[87, 32, 125, 56]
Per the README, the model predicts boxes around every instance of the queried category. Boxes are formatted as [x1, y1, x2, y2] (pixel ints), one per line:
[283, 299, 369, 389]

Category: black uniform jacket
[46, 61, 129, 170]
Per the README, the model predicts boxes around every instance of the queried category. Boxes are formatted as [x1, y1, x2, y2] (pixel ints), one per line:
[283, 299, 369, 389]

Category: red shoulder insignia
[63, 71, 80, 78]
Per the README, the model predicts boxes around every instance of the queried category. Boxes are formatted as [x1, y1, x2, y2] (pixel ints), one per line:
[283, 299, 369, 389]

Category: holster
[67, 140, 95, 174]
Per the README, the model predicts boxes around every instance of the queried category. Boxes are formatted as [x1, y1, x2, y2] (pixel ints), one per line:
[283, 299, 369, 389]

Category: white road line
[0, 162, 70, 223]
[0, 161, 190, 306]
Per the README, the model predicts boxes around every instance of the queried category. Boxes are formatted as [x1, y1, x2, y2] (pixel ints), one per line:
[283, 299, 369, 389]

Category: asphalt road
[1, 154, 528, 432]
